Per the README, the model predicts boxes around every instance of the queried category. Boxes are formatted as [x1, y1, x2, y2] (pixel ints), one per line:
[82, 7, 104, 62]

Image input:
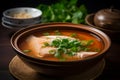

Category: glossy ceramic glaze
[10, 23, 111, 77]
[86, 14, 120, 41]
[94, 9, 120, 31]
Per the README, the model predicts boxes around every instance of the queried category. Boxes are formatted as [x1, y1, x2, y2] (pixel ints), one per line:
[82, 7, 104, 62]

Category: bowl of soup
[11, 23, 111, 77]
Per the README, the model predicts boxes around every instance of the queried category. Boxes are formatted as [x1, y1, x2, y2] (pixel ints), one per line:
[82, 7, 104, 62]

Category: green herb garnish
[41, 36, 95, 60]
[43, 32, 50, 36]
[51, 39, 61, 47]
[81, 40, 94, 46]
[86, 40, 94, 46]
[54, 30, 61, 35]
[50, 38, 94, 59]
[49, 50, 56, 54]
[23, 50, 31, 53]
[59, 58, 66, 61]
[43, 42, 50, 47]
[93, 48, 100, 52]
[70, 33, 77, 38]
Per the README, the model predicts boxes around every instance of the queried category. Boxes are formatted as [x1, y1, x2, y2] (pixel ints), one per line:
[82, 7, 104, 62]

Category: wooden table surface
[0, 24, 120, 80]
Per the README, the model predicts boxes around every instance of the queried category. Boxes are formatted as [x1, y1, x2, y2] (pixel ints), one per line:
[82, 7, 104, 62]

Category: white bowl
[3, 7, 42, 27]
[2, 17, 40, 27]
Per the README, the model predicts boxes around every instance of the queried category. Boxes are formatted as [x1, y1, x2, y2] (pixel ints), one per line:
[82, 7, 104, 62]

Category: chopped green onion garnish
[41, 37, 94, 60]
[81, 40, 94, 46]
[51, 39, 61, 47]
[86, 40, 94, 46]
[23, 50, 31, 53]
[49, 50, 56, 54]
[70, 33, 77, 37]
[51, 38, 94, 58]
[44, 42, 50, 46]
[54, 30, 61, 35]
[93, 48, 100, 52]
[43, 32, 50, 36]
[59, 58, 66, 61]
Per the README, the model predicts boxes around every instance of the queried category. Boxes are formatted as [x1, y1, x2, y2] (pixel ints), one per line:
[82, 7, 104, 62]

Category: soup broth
[19, 30, 103, 61]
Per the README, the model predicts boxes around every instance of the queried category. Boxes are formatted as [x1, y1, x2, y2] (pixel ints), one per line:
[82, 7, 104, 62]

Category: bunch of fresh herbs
[37, 0, 88, 24]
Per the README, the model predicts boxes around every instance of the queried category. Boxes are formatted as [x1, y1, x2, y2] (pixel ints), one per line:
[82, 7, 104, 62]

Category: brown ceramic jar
[94, 8, 120, 31]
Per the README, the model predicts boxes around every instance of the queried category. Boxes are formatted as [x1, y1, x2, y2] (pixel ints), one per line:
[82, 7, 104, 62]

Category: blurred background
[1, 0, 120, 18]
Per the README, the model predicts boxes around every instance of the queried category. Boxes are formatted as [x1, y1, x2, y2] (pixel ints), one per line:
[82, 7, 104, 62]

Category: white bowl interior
[3, 7, 42, 19]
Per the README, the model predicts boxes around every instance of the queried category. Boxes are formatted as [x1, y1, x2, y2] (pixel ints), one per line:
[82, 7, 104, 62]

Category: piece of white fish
[26, 35, 98, 58]
[26, 35, 55, 57]
[76, 52, 98, 58]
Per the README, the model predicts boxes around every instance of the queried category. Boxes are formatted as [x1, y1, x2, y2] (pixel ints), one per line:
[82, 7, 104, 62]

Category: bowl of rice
[2, 7, 42, 28]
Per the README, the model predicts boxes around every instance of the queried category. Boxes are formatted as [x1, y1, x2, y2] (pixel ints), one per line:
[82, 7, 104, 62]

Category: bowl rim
[2, 17, 41, 27]
[3, 7, 42, 20]
[10, 22, 111, 63]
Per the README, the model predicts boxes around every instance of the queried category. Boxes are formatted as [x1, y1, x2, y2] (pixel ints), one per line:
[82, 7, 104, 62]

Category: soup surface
[19, 30, 103, 61]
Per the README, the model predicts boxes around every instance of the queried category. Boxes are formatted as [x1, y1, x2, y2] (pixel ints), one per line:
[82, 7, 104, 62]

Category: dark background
[1, 0, 120, 17]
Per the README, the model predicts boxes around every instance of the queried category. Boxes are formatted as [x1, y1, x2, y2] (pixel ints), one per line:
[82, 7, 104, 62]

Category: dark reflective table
[0, 24, 120, 80]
